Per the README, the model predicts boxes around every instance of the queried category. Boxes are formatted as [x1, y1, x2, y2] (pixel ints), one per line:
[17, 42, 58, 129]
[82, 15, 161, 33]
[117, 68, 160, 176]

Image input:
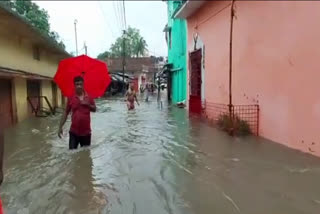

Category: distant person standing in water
[58, 76, 96, 150]
[126, 83, 140, 110]
[145, 83, 150, 102]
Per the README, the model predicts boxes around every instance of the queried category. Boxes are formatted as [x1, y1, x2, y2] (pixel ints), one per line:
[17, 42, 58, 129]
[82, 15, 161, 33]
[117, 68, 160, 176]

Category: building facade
[176, 0, 320, 157]
[0, 4, 70, 131]
[103, 57, 160, 93]
[164, 1, 187, 104]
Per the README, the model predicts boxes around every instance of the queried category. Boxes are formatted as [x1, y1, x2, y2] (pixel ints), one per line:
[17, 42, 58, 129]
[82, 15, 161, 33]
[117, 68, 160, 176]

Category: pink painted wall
[187, 1, 320, 157]
[187, 1, 231, 105]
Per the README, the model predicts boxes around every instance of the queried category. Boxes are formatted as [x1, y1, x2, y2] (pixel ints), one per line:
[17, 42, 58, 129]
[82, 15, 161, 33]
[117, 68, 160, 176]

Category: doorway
[27, 80, 41, 115]
[189, 49, 202, 114]
[0, 78, 13, 130]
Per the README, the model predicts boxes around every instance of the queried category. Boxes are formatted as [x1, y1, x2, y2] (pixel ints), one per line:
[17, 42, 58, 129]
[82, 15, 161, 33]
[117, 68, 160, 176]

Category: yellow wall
[12, 78, 63, 122]
[13, 77, 28, 122]
[40, 80, 53, 110]
[57, 88, 63, 107]
[0, 33, 60, 77]
[0, 25, 68, 124]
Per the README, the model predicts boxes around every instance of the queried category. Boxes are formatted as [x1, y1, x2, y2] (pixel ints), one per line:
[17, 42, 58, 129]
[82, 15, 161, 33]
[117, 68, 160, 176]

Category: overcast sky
[35, 1, 168, 58]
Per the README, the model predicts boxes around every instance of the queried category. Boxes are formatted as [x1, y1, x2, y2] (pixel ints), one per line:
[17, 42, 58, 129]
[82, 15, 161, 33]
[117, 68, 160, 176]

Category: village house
[0, 4, 71, 131]
[175, 0, 320, 156]
[103, 57, 161, 93]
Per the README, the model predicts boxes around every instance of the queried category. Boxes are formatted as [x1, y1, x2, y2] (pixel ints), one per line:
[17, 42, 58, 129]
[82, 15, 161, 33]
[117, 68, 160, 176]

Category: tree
[1, 0, 14, 8]
[1, 0, 66, 50]
[110, 37, 128, 57]
[135, 37, 148, 57]
[49, 31, 65, 49]
[97, 51, 113, 60]
[97, 26, 148, 59]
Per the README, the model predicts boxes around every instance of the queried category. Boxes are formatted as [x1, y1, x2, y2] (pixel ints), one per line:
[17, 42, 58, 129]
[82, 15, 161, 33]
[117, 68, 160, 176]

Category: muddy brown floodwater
[1, 94, 320, 214]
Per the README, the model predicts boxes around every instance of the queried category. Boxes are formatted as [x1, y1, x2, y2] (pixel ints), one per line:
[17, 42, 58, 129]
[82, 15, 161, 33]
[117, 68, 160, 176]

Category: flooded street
[1, 94, 320, 214]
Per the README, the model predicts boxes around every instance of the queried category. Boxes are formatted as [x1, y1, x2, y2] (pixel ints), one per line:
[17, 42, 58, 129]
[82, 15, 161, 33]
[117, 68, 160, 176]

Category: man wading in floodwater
[58, 76, 96, 150]
[126, 83, 140, 110]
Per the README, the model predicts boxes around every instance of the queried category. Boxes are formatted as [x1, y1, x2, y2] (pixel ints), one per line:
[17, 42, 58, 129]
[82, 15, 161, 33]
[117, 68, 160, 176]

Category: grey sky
[35, 1, 168, 58]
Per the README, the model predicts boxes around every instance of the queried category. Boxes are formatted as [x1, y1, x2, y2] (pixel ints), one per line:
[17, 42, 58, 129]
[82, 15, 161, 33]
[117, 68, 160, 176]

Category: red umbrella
[54, 54, 111, 98]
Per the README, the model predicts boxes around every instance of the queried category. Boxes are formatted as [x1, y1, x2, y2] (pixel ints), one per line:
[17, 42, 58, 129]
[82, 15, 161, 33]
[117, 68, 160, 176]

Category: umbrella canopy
[54, 55, 111, 98]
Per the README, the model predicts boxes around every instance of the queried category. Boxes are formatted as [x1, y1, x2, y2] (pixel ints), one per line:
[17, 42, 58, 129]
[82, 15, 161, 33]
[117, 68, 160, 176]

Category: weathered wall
[40, 80, 53, 110]
[57, 88, 63, 107]
[0, 24, 66, 123]
[13, 77, 28, 122]
[187, 1, 231, 105]
[232, 1, 320, 156]
[0, 32, 60, 78]
[187, 1, 320, 156]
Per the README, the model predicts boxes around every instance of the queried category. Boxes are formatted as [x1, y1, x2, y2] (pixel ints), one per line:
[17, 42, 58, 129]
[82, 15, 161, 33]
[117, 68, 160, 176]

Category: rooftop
[102, 57, 162, 73]
[0, 2, 71, 60]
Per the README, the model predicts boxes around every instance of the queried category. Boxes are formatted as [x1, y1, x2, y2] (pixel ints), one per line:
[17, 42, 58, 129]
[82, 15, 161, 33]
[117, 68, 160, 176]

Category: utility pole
[122, 29, 126, 91]
[74, 19, 78, 56]
[84, 42, 87, 55]
[122, 0, 127, 93]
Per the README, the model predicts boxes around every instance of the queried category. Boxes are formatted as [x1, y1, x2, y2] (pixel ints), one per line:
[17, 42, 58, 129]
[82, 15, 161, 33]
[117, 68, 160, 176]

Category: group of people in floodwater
[140, 83, 156, 102]
[0, 77, 145, 212]
[58, 76, 146, 150]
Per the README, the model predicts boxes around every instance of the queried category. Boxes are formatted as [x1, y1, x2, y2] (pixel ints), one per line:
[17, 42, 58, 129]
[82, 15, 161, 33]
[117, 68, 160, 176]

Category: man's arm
[135, 93, 140, 106]
[89, 104, 96, 112]
[89, 98, 96, 112]
[58, 99, 70, 138]
[58, 109, 69, 138]
[0, 131, 4, 185]
[124, 91, 128, 102]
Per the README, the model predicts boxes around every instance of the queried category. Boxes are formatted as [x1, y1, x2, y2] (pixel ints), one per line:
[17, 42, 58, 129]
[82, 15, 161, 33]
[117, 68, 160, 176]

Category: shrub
[217, 114, 251, 136]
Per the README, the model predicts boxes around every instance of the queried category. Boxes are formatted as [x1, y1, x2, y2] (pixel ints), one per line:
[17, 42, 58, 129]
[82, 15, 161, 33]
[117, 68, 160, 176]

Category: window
[33, 46, 40, 61]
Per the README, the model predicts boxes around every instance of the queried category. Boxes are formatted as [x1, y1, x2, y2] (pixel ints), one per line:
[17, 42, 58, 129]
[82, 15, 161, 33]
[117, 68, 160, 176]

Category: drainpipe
[229, 0, 235, 116]
[228, 0, 236, 136]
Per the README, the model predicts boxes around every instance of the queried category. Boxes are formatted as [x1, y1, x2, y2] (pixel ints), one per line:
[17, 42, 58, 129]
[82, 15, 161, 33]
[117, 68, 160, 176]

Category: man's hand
[81, 98, 96, 112]
[58, 128, 63, 139]
[80, 99, 90, 106]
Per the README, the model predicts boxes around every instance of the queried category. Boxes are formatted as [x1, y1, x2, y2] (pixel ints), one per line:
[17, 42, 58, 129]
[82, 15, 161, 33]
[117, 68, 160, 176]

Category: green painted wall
[167, 1, 187, 104]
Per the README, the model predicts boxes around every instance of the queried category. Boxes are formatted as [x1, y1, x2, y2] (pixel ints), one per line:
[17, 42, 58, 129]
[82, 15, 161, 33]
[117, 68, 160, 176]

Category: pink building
[175, 1, 320, 157]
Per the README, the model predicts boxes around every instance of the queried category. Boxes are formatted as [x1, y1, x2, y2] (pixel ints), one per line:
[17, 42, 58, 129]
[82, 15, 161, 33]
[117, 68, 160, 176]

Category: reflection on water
[1, 94, 320, 214]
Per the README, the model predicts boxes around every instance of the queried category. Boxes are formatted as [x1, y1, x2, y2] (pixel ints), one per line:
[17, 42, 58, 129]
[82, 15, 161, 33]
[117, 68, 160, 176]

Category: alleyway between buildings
[1, 93, 320, 214]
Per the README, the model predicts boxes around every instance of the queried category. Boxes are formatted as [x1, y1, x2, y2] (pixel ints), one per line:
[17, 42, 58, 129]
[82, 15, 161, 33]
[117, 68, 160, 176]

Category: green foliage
[2, 0, 65, 50]
[235, 118, 251, 136]
[97, 26, 148, 59]
[217, 114, 233, 132]
[49, 31, 65, 49]
[97, 51, 113, 60]
[1, 0, 14, 8]
[217, 114, 252, 136]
